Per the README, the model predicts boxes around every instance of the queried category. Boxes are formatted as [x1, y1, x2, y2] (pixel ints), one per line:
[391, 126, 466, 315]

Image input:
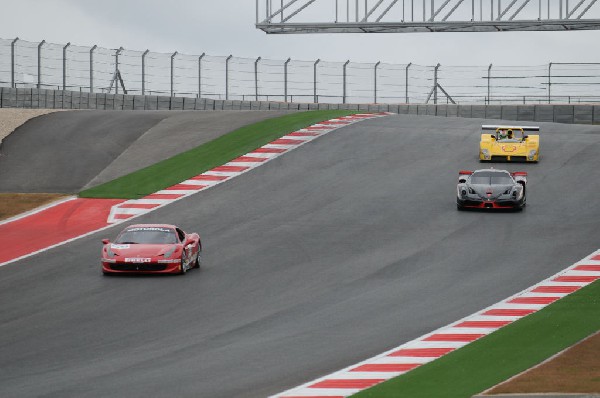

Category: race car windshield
[470, 172, 513, 185]
[496, 129, 523, 140]
[115, 228, 178, 244]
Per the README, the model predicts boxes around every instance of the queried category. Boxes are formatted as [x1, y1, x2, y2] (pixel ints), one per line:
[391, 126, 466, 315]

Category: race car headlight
[512, 188, 523, 200]
[481, 149, 490, 159]
[162, 245, 177, 259]
[105, 246, 116, 258]
[528, 149, 537, 160]
[468, 187, 475, 194]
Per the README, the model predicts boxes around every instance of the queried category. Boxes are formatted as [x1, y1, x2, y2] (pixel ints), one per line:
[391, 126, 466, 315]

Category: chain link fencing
[2, 37, 600, 105]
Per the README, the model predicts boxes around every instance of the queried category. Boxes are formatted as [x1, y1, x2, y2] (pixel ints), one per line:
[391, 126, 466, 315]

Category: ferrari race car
[479, 125, 540, 162]
[457, 169, 527, 210]
[101, 224, 201, 275]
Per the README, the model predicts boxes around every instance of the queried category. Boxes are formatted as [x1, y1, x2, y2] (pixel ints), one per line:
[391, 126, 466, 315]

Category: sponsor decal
[126, 227, 172, 233]
[501, 145, 517, 153]
[125, 258, 151, 263]
[111, 244, 130, 249]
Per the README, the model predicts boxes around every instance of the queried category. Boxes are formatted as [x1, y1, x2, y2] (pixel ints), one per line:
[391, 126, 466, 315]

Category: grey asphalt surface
[0, 110, 291, 193]
[1, 114, 600, 398]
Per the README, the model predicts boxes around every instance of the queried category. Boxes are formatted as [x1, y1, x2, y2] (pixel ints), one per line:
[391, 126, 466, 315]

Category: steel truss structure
[256, 0, 600, 33]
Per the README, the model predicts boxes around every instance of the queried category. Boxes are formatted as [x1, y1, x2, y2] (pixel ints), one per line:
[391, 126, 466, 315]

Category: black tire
[457, 203, 465, 211]
[193, 251, 201, 269]
[179, 254, 188, 275]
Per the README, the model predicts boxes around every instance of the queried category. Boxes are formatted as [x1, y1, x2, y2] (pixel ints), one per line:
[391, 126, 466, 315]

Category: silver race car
[457, 169, 527, 211]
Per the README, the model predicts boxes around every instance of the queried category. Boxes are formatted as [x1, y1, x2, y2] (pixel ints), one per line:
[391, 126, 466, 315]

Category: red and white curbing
[107, 113, 393, 224]
[271, 252, 600, 398]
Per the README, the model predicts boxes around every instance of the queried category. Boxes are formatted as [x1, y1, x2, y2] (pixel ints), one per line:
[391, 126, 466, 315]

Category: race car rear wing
[482, 125, 540, 132]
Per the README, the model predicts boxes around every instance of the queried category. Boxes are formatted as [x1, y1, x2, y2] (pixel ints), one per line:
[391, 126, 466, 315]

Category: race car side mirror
[102, 239, 110, 244]
[491, 134, 496, 139]
[458, 178, 467, 183]
[523, 135, 528, 140]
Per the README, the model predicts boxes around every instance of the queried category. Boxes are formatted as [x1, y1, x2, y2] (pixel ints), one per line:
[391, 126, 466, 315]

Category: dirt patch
[0, 193, 71, 221]
[486, 331, 600, 394]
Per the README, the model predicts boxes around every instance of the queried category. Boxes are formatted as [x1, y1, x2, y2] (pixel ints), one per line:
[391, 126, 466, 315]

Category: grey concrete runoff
[1, 115, 600, 397]
[0, 110, 291, 193]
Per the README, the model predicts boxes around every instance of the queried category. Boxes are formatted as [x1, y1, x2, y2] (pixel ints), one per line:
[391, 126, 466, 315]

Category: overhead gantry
[256, 0, 600, 33]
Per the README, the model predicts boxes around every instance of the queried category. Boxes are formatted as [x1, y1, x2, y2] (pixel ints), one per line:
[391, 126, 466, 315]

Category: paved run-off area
[0, 110, 293, 193]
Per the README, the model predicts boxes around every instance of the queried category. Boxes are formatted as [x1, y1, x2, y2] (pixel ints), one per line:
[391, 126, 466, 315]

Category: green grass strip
[80, 110, 359, 199]
[353, 280, 600, 398]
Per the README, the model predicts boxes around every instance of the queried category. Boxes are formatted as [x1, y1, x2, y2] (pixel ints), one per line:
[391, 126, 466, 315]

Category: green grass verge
[79, 110, 359, 199]
[353, 280, 600, 398]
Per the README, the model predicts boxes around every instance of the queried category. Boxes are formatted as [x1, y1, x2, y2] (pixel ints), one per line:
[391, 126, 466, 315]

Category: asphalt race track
[1, 114, 600, 397]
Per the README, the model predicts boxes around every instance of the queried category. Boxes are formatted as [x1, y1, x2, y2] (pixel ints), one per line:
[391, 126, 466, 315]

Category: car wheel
[179, 255, 188, 275]
[194, 251, 201, 269]
[457, 203, 465, 211]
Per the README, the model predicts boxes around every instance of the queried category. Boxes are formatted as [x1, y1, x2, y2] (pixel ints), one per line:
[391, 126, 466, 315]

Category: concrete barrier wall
[1, 87, 599, 125]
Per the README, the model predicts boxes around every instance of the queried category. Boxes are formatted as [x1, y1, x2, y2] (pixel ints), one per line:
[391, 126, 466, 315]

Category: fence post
[314, 59, 320, 103]
[434, 63, 441, 105]
[114, 47, 123, 94]
[225, 55, 233, 100]
[63, 42, 71, 91]
[343, 60, 349, 104]
[487, 63, 492, 105]
[548, 62, 552, 104]
[37, 40, 45, 89]
[170, 51, 178, 97]
[89, 45, 97, 93]
[255, 56, 261, 101]
[141, 49, 149, 95]
[284, 58, 291, 102]
[198, 53, 205, 98]
[374, 61, 381, 104]
[11, 37, 18, 88]
[405, 62, 412, 104]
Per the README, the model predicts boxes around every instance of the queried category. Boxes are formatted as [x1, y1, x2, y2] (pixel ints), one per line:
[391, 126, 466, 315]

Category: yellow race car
[479, 125, 540, 162]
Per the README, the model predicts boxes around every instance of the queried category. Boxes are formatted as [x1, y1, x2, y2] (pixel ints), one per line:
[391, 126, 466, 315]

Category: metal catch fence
[2, 37, 600, 105]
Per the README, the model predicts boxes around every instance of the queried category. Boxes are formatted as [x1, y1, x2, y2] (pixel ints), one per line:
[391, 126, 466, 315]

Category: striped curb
[271, 252, 600, 397]
[107, 113, 392, 224]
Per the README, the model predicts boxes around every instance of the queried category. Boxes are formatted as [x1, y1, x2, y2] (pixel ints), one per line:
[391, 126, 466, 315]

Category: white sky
[1, 0, 598, 67]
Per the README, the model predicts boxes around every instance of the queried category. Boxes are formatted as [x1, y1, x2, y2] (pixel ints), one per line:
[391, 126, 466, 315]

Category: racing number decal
[501, 145, 517, 153]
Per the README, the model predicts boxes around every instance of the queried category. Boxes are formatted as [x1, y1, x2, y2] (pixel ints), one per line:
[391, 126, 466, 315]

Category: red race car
[101, 224, 202, 275]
